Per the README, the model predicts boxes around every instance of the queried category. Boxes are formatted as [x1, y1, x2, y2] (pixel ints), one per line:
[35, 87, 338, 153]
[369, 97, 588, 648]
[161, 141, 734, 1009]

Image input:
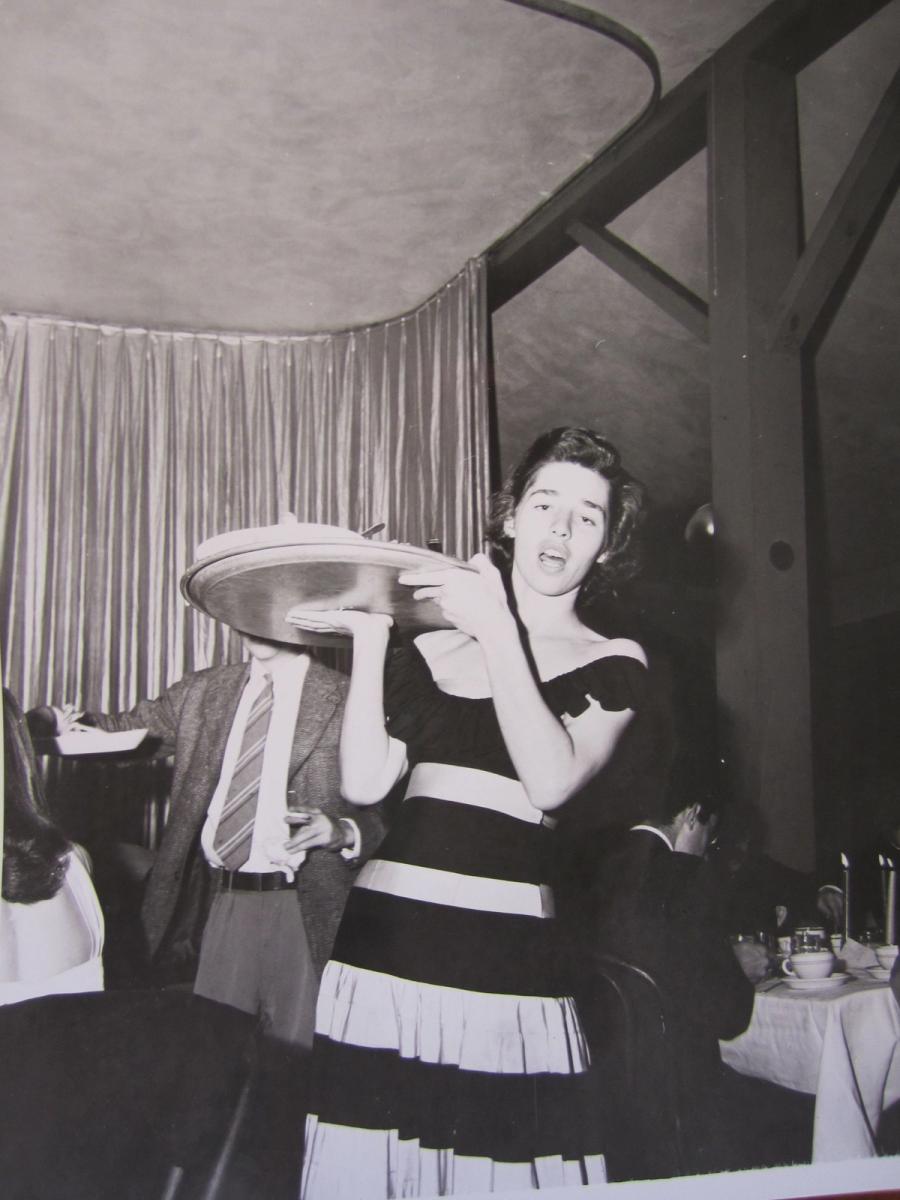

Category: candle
[886, 858, 896, 946]
[879, 854, 888, 927]
[841, 852, 851, 945]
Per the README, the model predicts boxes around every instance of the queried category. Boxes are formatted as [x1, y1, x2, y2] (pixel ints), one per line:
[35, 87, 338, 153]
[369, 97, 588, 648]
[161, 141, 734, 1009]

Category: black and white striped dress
[300, 639, 647, 1199]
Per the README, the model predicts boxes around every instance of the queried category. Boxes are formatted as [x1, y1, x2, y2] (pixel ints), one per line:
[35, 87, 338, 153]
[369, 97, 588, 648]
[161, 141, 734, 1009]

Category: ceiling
[2, 0, 898, 621]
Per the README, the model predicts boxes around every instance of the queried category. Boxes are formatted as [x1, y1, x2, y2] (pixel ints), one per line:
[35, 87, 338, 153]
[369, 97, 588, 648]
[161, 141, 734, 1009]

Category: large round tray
[180, 540, 470, 645]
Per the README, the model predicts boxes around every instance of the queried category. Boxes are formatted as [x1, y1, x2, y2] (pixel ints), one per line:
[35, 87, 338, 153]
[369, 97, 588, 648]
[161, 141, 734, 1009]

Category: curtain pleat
[0, 258, 490, 713]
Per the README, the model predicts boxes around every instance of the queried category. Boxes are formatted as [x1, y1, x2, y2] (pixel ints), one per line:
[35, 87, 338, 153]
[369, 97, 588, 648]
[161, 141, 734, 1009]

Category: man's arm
[29, 677, 194, 758]
[82, 693, 180, 753]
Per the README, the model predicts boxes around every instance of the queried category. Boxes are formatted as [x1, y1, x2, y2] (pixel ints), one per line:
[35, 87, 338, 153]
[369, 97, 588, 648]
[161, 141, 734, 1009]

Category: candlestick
[886, 858, 896, 946]
[840, 852, 851, 945]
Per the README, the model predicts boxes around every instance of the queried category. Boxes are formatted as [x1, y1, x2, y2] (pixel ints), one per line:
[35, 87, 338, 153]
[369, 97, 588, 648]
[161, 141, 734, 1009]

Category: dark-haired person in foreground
[1, 688, 104, 1004]
[289, 427, 651, 1197]
[568, 771, 813, 1178]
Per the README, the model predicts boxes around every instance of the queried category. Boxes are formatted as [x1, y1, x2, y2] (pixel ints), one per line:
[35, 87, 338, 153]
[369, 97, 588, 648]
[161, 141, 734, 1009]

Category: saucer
[783, 972, 850, 992]
[868, 966, 892, 981]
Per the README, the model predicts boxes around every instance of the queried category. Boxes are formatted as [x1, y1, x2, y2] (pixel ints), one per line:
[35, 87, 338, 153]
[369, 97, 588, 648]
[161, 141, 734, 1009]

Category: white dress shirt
[630, 823, 674, 851]
[201, 653, 358, 879]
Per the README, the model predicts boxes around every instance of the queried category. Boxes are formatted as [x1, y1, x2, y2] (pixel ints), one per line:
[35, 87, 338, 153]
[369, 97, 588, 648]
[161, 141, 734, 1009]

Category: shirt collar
[630, 823, 674, 851]
[248, 651, 309, 687]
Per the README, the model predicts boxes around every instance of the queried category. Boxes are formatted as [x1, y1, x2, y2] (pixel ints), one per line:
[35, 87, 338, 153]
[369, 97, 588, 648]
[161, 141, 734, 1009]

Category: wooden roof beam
[487, 66, 708, 312]
[487, 0, 895, 313]
[768, 65, 900, 352]
[752, 0, 895, 72]
[568, 219, 709, 342]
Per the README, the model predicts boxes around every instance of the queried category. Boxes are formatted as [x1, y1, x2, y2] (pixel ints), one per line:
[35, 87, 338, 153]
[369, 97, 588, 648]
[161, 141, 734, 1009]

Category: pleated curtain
[0, 257, 490, 714]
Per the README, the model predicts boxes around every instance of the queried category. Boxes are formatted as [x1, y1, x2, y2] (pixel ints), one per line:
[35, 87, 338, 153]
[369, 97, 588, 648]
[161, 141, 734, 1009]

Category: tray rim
[179, 539, 472, 631]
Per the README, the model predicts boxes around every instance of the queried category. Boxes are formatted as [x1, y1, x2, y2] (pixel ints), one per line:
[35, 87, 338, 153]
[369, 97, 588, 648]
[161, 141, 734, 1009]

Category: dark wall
[817, 608, 900, 881]
[629, 517, 900, 887]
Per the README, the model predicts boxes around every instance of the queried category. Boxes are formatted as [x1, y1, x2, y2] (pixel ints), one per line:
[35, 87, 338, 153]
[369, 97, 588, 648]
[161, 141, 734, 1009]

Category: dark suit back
[572, 829, 753, 1080]
[563, 829, 816, 1177]
[561, 827, 753, 1170]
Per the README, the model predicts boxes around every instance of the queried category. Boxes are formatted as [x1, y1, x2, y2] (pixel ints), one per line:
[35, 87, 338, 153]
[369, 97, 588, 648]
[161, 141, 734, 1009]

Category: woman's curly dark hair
[484, 426, 646, 609]
[3, 688, 70, 904]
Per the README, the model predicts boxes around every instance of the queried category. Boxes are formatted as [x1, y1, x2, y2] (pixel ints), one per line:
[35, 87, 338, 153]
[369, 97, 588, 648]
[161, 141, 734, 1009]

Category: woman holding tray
[289, 427, 649, 1198]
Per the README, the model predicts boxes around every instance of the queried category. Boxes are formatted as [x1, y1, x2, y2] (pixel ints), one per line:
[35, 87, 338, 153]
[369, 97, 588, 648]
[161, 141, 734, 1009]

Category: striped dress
[300, 639, 647, 1199]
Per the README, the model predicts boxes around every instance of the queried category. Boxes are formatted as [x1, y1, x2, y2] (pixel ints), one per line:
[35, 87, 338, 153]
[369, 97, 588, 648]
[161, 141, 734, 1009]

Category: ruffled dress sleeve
[543, 653, 649, 720]
[382, 637, 649, 779]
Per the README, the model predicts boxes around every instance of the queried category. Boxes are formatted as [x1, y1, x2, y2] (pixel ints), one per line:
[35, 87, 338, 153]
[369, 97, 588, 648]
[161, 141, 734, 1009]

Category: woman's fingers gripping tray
[398, 554, 510, 640]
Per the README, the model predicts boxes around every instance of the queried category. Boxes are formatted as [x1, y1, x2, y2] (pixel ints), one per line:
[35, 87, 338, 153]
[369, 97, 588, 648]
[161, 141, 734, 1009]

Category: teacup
[782, 949, 835, 980]
[876, 944, 899, 971]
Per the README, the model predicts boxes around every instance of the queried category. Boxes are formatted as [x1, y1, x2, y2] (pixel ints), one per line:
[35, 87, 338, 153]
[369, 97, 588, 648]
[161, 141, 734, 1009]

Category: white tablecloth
[720, 976, 900, 1161]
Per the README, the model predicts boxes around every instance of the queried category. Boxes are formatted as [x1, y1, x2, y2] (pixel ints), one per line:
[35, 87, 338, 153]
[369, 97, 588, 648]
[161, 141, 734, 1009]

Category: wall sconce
[684, 502, 715, 545]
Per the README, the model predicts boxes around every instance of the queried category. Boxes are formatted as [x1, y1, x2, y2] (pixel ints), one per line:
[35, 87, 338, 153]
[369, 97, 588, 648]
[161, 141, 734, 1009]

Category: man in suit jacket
[566, 786, 811, 1177]
[33, 635, 383, 1050]
[572, 798, 753, 1111]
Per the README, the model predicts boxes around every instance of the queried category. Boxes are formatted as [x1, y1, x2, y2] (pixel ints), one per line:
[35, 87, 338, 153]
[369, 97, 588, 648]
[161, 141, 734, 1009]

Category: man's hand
[283, 810, 350, 853]
[731, 940, 771, 984]
[55, 704, 87, 733]
[817, 886, 844, 927]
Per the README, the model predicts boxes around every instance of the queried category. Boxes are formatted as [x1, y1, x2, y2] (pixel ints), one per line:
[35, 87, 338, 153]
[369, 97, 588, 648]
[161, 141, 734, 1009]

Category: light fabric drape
[0, 258, 489, 713]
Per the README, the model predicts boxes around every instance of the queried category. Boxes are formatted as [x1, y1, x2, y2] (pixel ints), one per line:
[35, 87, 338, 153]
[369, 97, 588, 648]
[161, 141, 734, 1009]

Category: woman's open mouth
[538, 545, 568, 573]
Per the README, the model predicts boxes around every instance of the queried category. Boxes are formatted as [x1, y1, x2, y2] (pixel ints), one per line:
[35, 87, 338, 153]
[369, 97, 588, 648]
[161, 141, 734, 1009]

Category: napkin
[837, 937, 879, 970]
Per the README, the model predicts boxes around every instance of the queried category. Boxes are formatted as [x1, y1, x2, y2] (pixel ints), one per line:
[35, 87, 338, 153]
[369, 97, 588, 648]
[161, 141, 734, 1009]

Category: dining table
[720, 971, 900, 1162]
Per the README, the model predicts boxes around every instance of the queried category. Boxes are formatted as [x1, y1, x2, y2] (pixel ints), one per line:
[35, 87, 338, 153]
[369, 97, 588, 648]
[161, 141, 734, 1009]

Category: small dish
[846, 966, 875, 979]
[54, 729, 148, 756]
[783, 972, 850, 992]
[868, 966, 892, 982]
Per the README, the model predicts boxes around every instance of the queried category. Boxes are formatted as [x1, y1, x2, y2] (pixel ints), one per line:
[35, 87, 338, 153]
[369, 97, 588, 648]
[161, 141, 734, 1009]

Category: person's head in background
[484, 426, 646, 613]
[645, 746, 724, 858]
[2, 687, 71, 904]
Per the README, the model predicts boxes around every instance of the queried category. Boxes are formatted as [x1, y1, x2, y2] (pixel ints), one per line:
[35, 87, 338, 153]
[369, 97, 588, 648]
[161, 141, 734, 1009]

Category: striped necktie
[213, 676, 275, 870]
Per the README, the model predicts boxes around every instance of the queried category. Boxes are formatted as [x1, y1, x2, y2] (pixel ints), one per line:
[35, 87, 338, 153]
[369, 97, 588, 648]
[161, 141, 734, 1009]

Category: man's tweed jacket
[87, 656, 383, 976]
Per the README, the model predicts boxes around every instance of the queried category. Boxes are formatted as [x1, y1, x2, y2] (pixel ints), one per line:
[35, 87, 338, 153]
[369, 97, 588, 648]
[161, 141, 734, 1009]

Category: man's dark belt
[210, 867, 293, 893]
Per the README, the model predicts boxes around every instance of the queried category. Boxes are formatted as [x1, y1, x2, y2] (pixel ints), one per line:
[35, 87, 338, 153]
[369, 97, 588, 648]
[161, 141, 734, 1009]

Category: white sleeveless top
[0, 851, 105, 1005]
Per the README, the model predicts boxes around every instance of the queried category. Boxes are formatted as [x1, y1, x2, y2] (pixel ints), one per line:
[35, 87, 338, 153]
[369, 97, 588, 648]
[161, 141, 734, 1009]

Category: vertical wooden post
[707, 52, 817, 872]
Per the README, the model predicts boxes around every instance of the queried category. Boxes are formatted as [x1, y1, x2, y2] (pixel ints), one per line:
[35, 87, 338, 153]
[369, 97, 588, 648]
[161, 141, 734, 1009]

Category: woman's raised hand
[285, 608, 393, 639]
[399, 553, 511, 641]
